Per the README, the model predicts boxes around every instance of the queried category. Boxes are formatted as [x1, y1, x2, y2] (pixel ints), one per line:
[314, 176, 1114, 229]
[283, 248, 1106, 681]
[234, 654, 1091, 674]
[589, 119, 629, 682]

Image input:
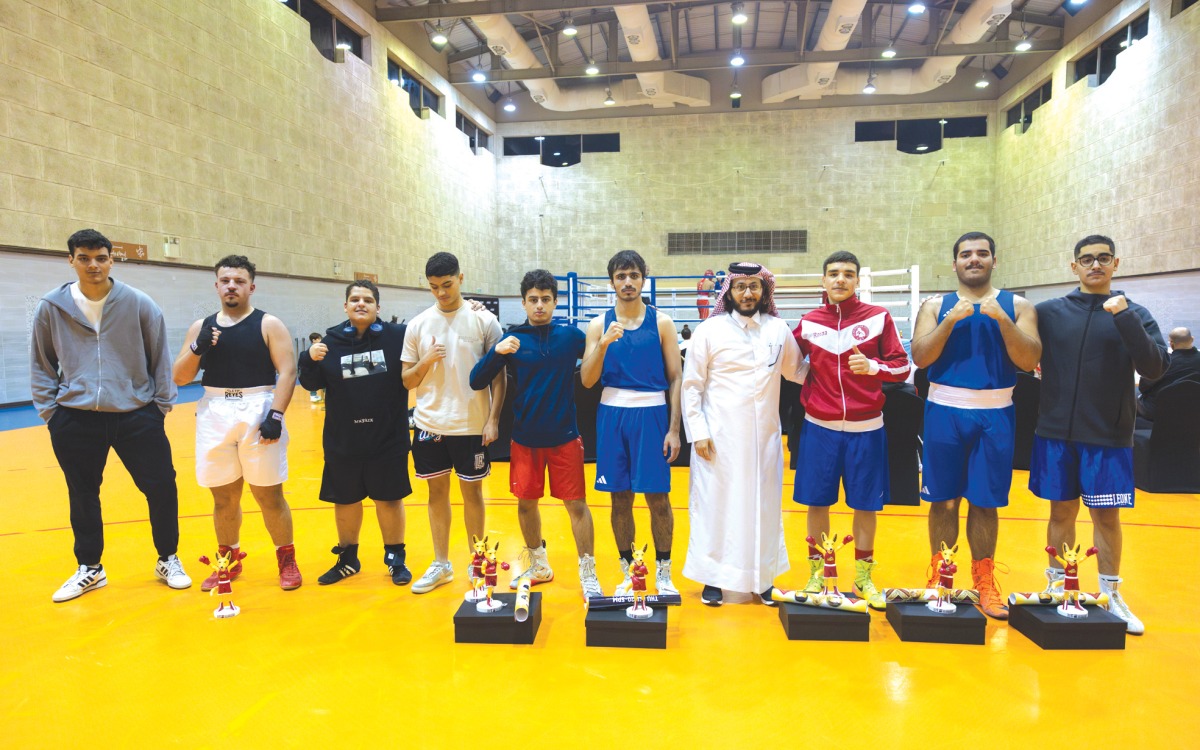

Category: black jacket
[1139, 347, 1200, 400]
[298, 320, 410, 459]
[1035, 289, 1168, 447]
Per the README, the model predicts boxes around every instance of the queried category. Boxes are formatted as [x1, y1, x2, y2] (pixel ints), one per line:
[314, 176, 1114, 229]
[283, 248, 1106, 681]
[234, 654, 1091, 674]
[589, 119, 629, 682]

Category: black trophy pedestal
[453, 592, 542, 645]
[886, 601, 987, 645]
[1009, 604, 1127, 650]
[585, 606, 668, 649]
[777, 602, 870, 641]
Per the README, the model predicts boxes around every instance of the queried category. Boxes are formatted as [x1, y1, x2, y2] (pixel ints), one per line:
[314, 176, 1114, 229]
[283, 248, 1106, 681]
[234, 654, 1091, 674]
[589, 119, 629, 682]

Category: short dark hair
[607, 250, 647, 280]
[520, 269, 558, 299]
[681, 328, 692, 340]
[1074, 235, 1115, 258]
[952, 232, 996, 260]
[67, 229, 112, 256]
[345, 279, 380, 303]
[308, 332, 322, 341]
[823, 251, 860, 274]
[215, 254, 256, 280]
[425, 252, 460, 278]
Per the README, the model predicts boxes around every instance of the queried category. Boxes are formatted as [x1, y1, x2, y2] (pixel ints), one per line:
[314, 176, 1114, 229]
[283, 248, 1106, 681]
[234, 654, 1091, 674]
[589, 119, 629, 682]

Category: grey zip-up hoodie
[30, 279, 176, 423]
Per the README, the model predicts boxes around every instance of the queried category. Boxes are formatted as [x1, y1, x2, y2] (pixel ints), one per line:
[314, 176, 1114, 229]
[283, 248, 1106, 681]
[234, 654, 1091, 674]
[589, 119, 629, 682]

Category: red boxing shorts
[510, 437, 586, 502]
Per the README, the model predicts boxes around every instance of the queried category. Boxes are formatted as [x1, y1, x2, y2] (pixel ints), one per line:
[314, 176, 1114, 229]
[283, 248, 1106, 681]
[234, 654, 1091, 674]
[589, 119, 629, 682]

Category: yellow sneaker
[853, 558, 886, 611]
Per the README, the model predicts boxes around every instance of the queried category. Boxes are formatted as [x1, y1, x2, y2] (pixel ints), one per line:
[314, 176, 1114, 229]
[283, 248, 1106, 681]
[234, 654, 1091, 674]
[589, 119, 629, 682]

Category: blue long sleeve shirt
[470, 322, 586, 448]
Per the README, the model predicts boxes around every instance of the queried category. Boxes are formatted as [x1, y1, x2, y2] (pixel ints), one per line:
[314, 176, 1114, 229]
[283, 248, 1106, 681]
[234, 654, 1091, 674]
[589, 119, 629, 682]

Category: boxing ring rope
[555, 265, 921, 339]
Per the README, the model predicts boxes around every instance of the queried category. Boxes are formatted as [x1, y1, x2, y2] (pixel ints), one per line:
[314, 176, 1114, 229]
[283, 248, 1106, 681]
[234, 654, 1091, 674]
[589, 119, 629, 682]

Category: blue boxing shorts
[1029, 435, 1134, 508]
[920, 401, 1014, 508]
[594, 402, 671, 494]
[793, 420, 889, 511]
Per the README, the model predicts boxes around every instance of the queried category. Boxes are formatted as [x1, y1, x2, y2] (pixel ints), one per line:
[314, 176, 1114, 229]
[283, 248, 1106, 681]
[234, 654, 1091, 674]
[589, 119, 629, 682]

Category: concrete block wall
[0, 0, 504, 291]
[494, 102, 997, 294]
[994, 0, 1200, 288]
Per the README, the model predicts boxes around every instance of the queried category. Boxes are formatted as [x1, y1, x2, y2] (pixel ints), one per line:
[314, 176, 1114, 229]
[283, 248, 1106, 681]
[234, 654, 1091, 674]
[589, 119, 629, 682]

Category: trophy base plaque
[585, 607, 668, 649]
[777, 602, 870, 642]
[454, 592, 542, 645]
[1010, 603, 1126, 650]
[886, 601, 987, 645]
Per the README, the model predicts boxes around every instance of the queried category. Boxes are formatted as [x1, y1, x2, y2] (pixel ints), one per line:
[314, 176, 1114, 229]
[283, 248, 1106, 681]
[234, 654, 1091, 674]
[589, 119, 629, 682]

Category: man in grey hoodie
[31, 229, 191, 602]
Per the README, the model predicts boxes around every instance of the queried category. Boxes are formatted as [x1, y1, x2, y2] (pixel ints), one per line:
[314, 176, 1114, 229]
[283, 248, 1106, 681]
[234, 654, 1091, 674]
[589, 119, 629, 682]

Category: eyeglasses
[731, 281, 763, 293]
[1076, 253, 1115, 268]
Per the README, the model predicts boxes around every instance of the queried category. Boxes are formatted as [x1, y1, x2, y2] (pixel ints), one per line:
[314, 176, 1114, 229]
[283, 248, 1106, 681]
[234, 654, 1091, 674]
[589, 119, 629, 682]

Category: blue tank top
[927, 291, 1018, 390]
[599, 306, 669, 392]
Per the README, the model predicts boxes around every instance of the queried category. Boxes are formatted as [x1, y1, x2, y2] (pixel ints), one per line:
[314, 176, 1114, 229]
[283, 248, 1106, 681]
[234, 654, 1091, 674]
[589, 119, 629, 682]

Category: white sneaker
[155, 555, 192, 589]
[1043, 567, 1065, 594]
[1101, 577, 1145, 635]
[411, 561, 454, 594]
[509, 542, 554, 589]
[655, 558, 679, 596]
[578, 554, 603, 601]
[614, 558, 633, 596]
[53, 565, 107, 602]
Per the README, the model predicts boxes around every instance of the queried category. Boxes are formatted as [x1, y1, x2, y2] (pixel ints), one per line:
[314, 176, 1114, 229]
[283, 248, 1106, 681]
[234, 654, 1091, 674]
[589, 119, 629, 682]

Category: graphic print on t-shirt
[340, 350, 387, 379]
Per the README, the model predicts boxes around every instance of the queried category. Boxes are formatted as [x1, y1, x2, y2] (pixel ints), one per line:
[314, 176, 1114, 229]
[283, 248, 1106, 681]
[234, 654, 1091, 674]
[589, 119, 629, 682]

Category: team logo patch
[223, 389, 243, 399]
[596, 475, 608, 485]
[474, 453, 485, 470]
[851, 324, 869, 342]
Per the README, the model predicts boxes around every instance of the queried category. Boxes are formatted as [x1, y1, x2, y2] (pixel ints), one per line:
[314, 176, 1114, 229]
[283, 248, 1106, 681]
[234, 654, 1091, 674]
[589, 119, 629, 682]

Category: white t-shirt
[70, 282, 109, 329]
[402, 303, 503, 435]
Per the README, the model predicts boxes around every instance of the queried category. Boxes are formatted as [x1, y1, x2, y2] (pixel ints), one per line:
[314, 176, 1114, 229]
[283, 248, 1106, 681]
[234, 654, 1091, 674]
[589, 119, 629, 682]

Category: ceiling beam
[449, 37, 1061, 82]
[378, 0, 1065, 30]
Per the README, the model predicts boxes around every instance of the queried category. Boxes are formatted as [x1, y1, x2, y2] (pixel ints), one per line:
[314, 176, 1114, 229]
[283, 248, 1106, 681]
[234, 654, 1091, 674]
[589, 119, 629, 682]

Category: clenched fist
[979, 295, 1009, 322]
[946, 297, 975, 323]
[496, 336, 521, 355]
[309, 342, 328, 361]
[1103, 295, 1128, 315]
[601, 321, 625, 346]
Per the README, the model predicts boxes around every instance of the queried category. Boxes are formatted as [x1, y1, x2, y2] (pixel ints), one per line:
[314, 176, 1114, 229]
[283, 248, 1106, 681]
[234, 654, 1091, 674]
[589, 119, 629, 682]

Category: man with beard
[681, 262, 806, 607]
[298, 280, 413, 586]
[910, 232, 1041, 619]
[582, 250, 683, 596]
[791, 252, 911, 610]
[173, 255, 303, 591]
[1031, 235, 1168, 634]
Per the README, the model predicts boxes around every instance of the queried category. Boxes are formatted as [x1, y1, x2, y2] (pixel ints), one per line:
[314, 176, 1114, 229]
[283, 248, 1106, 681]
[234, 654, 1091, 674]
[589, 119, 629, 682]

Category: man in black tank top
[173, 255, 303, 592]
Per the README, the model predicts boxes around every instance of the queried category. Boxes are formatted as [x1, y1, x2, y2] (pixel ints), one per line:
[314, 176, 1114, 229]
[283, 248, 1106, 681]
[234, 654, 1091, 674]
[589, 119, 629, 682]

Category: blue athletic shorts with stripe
[793, 421, 889, 511]
[594, 403, 671, 494]
[1028, 435, 1134, 508]
[920, 401, 1014, 508]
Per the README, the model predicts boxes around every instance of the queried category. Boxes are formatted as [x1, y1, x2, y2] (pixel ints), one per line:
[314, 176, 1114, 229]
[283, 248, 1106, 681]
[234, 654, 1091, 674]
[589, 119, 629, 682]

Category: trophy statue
[927, 541, 959, 614]
[475, 539, 511, 613]
[465, 535, 489, 602]
[626, 544, 653, 620]
[199, 549, 247, 619]
[1046, 543, 1099, 619]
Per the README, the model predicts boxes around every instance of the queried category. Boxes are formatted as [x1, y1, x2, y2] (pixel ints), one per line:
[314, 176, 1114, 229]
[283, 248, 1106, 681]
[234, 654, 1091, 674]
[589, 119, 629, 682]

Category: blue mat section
[0, 384, 205, 433]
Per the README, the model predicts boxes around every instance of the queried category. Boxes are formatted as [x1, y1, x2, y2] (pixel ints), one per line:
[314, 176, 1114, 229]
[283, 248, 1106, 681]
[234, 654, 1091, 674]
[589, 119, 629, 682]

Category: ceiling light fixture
[730, 50, 745, 67]
[731, 2, 749, 25]
[585, 60, 600, 75]
[907, 2, 926, 13]
[562, 16, 578, 36]
[729, 83, 742, 99]
[882, 44, 897, 59]
[430, 25, 449, 52]
[1015, 35, 1032, 52]
[916, 144, 929, 151]
[604, 88, 616, 106]
[471, 69, 487, 83]
[975, 73, 990, 88]
[502, 98, 516, 112]
[863, 80, 877, 94]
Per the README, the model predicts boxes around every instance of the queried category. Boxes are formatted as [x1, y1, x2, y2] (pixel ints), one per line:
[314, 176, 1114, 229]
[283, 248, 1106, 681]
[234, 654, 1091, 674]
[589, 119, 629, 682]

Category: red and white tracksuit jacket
[793, 295, 911, 431]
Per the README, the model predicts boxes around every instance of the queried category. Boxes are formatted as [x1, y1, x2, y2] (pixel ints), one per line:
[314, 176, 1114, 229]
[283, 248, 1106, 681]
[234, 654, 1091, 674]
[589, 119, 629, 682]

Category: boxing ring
[555, 265, 921, 338]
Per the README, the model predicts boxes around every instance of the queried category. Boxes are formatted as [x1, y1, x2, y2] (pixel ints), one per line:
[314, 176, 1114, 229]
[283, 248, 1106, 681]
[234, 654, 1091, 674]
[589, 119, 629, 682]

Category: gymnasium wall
[0, 0, 504, 291]
[993, 0, 1200, 289]
[493, 101, 996, 294]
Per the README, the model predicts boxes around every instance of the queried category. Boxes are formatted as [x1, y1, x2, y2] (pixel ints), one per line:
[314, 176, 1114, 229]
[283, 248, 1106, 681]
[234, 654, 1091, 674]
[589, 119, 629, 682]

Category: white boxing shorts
[195, 386, 288, 488]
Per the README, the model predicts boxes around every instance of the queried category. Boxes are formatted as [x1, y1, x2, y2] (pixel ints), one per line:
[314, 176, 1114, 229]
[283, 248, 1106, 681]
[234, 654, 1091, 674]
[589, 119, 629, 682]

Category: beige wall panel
[994, 0, 1200, 288]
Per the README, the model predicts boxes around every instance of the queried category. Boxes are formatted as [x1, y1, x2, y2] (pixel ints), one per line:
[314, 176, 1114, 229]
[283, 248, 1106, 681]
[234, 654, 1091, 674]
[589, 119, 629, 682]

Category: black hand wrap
[259, 409, 284, 440]
[191, 327, 215, 356]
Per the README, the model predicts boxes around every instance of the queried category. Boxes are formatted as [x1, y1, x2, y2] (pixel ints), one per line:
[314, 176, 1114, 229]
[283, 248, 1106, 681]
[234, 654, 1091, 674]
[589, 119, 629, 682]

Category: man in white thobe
[682, 262, 806, 607]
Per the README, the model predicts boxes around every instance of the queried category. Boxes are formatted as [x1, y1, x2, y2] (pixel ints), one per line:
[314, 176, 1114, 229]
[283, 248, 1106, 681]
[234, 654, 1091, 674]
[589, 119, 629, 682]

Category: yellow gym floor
[2, 387, 1197, 748]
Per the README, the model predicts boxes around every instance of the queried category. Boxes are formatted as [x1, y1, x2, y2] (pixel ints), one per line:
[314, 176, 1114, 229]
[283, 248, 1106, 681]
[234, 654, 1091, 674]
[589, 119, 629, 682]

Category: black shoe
[701, 585, 723, 606]
[385, 546, 411, 586]
[317, 545, 360, 585]
[759, 587, 778, 607]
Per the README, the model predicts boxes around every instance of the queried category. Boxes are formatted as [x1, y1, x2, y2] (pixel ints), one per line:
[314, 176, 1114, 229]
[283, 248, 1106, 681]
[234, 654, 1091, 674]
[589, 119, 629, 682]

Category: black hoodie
[1034, 289, 1168, 448]
[298, 320, 410, 459]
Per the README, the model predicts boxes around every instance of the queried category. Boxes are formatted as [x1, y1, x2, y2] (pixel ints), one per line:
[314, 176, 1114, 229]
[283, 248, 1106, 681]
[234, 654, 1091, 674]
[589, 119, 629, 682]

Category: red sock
[808, 546, 820, 557]
[855, 548, 874, 561]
